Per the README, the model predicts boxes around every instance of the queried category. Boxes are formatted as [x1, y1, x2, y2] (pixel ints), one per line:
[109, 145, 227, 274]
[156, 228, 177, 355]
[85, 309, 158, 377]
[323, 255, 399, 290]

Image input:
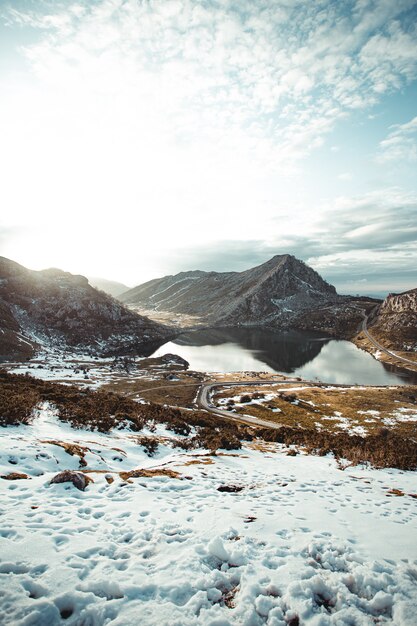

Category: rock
[368, 288, 417, 352]
[161, 353, 190, 369]
[217, 484, 244, 493]
[1, 472, 30, 480]
[50, 470, 92, 491]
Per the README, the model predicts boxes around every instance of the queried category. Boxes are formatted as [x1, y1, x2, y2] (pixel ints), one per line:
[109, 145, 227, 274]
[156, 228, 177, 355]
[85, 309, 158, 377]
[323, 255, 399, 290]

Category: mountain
[0, 257, 172, 361]
[88, 277, 130, 298]
[120, 254, 371, 336]
[368, 288, 417, 352]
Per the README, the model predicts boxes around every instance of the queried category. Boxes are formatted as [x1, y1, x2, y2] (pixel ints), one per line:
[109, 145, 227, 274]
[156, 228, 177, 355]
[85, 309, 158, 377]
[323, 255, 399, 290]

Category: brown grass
[0, 370, 249, 452]
[102, 373, 204, 408]
[119, 468, 183, 481]
[213, 384, 417, 437]
[40, 440, 89, 467]
[257, 425, 417, 470]
[1, 472, 30, 480]
[182, 457, 214, 466]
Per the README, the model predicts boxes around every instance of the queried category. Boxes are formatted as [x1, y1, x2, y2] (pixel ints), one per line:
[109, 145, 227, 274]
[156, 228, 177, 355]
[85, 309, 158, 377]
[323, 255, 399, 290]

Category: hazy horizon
[1, 0, 416, 296]
[0, 251, 405, 299]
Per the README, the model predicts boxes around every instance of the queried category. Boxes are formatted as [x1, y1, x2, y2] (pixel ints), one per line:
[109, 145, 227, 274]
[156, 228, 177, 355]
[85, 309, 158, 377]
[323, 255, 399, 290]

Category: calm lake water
[152, 327, 416, 385]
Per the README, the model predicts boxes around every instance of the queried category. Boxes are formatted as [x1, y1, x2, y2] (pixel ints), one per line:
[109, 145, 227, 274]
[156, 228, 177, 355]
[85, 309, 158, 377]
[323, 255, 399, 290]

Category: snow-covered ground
[1, 407, 417, 625]
[4, 351, 165, 390]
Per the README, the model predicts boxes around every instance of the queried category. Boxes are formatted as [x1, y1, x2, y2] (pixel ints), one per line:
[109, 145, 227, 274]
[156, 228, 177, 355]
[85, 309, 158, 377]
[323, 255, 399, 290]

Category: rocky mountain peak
[120, 254, 340, 327]
[380, 288, 417, 314]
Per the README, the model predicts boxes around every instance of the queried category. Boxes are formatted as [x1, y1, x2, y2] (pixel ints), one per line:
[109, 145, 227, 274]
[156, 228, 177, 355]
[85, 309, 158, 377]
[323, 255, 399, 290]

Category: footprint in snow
[21, 579, 48, 599]
[53, 535, 69, 547]
[0, 528, 21, 540]
[77, 506, 92, 515]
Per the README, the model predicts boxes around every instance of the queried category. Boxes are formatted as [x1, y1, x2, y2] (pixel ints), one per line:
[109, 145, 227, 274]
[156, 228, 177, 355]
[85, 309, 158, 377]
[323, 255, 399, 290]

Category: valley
[2, 1, 417, 622]
[1, 253, 416, 625]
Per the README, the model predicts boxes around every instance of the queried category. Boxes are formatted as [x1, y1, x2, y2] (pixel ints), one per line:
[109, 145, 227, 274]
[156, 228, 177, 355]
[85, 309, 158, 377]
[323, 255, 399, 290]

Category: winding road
[196, 378, 363, 429]
[136, 378, 317, 430]
[361, 308, 417, 368]
[197, 380, 299, 429]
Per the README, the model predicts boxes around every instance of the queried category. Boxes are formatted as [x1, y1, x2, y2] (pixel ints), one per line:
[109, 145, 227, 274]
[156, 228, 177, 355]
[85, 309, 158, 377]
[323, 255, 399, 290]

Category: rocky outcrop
[0, 256, 173, 361]
[379, 289, 417, 315]
[369, 288, 417, 352]
[50, 470, 92, 491]
[121, 254, 370, 336]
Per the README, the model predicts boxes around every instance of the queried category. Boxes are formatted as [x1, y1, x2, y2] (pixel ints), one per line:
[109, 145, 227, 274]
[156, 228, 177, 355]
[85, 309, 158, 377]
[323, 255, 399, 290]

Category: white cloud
[377, 116, 417, 163]
[4, 0, 417, 171]
[0, 0, 417, 289]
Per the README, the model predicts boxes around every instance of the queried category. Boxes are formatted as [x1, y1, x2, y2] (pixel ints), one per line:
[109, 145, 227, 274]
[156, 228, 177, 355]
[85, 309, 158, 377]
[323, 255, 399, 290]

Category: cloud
[3, 0, 417, 173]
[160, 188, 417, 294]
[377, 115, 417, 163]
[1, 1, 416, 294]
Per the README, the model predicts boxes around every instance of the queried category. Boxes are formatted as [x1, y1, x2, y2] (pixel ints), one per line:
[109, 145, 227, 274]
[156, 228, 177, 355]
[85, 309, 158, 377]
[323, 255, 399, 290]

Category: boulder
[50, 470, 92, 491]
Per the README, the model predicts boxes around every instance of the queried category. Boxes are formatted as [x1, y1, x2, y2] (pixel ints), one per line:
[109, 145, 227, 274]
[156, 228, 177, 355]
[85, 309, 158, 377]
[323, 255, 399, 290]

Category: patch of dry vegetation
[40, 440, 89, 467]
[257, 426, 417, 471]
[0, 370, 250, 453]
[119, 468, 183, 481]
[0, 373, 40, 426]
[1, 472, 30, 480]
[213, 384, 417, 437]
[102, 371, 204, 407]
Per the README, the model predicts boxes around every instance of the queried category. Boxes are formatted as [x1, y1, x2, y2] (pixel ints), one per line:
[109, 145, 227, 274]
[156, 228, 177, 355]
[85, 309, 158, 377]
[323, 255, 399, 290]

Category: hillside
[88, 277, 130, 298]
[0, 257, 172, 361]
[368, 288, 417, 352]
[121, 255, 374, 337]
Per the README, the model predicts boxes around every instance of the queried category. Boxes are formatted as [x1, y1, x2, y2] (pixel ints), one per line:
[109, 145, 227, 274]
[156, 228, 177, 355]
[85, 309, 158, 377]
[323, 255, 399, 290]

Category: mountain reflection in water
[151, 327, 417, 386]
[174, 328, 327, 372]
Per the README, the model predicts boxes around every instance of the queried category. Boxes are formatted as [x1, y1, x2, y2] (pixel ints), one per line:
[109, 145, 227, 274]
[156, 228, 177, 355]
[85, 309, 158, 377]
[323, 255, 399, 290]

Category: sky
[0, 0, 416, 296]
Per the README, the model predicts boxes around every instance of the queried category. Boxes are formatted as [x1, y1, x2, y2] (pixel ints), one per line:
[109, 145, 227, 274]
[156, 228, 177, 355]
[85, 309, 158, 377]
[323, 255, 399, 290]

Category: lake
[151, 327, 416, 385]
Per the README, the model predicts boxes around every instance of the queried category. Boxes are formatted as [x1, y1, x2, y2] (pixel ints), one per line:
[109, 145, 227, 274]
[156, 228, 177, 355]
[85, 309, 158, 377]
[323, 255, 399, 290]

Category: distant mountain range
[120, 254, 378, 337]
[3, 254, 412, 365]
[88, 277, 130, 298]
[0, 257, 172, 361]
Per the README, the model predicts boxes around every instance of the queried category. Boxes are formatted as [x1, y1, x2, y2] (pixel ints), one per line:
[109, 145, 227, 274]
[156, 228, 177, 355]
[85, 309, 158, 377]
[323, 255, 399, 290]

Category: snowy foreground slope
[1, 407, 417, 626]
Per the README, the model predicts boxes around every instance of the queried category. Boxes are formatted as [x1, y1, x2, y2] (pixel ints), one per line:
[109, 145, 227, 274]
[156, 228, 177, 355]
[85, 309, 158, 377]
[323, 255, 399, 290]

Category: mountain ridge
[0, 257, 172, 361]
[88, 277, 130, 298]
[120, 254, 367, 335]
